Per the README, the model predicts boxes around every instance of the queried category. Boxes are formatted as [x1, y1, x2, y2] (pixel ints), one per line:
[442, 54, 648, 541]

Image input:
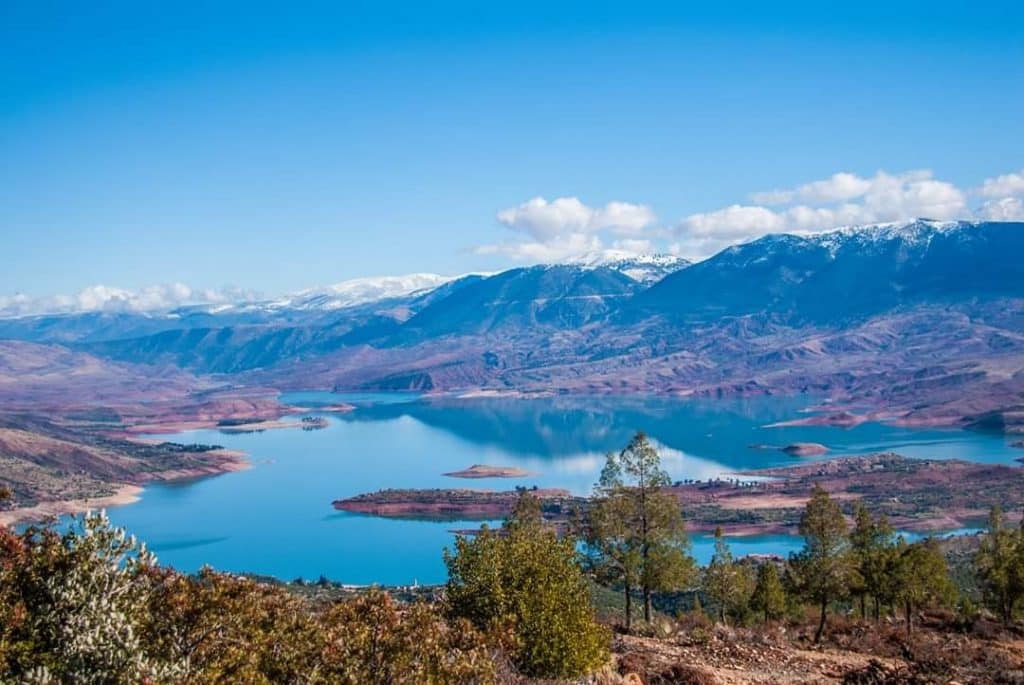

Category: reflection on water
[94, 393, 1018, 585]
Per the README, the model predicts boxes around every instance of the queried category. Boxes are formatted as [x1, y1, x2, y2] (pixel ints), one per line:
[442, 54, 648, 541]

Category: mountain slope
[632, 220, 1024, 322]
[575, 253, 691, 284]
[1, 221, 1022, 428]
[399, 265, 639, 338]
[79, 274, 489, 373]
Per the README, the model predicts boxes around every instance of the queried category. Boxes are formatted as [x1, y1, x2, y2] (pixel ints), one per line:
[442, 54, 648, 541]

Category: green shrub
[445, 494, 610, 678]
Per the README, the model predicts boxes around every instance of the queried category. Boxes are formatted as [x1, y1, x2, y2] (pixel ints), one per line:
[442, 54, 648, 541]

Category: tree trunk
[873, 596, 880, 622]
[905, 602, 913, 635]
[624, 583, 632, 633]
[814, 598, 827, 644]
[640, 462, 651, 625]
[860, 595, 866, 620]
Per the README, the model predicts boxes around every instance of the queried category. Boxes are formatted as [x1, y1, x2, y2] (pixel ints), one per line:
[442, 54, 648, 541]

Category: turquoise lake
[98, 393, 1022, 586]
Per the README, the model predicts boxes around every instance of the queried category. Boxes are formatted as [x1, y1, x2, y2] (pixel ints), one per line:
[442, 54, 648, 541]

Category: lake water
[97, 393, 1020, 585]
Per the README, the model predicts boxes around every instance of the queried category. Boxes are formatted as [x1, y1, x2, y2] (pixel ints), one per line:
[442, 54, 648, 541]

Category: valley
[1, 220, 1023, 560]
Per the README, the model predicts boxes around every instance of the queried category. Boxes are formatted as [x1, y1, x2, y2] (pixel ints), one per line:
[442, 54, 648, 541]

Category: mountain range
[1, 220, 1022, 430]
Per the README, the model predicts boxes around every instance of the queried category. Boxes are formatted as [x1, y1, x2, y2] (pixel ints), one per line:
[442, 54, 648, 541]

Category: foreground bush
[0, 513, 497, 684]
[1, 512, 179, 683]
[445, 494, 611, 678]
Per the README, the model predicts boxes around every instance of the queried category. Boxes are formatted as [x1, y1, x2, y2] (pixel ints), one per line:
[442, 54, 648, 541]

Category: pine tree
[701, 527, 754, 624]
[849, 501, 895, 620]
[750, 562, 786, 622]
[974, 505, 1024, 625]
[787, 485, 856, 643]
[583, 487, 642, 631]
[891, 537, 954, 635]
[590, 432, 696, 626]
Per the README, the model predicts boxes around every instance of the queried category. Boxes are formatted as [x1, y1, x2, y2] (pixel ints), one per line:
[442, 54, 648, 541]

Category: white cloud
[610, 238, 655, 254]
[980, 196, 1024, 221]
[0, 283, 259, 318]
[476, 231, 605, 263]
[683, 205, 786, 239]
[978, 170, 1024, 198]
[482, 196, 658, 262]
[496, 196, 656, 240]
[676, 169, 969, 258]
[595, 201, 658, 236]
[751, 171, 872, 205]
[797, 172, 874, 203]
[747, 189, 794, 205]
[481, 168, 1022, 264]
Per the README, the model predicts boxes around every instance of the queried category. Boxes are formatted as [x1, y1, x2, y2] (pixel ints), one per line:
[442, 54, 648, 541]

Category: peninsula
[332, 453, 1024, 535]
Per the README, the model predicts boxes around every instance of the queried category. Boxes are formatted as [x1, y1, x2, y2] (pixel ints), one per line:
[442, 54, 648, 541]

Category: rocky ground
[590, 616, 1024, 684]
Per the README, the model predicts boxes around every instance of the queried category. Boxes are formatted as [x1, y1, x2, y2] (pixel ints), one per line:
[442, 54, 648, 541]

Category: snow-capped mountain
[634, 219, 1024, 322]
[806, 219, 970, 256]
[573, 253, 692, 284]
[160, 273, 460, 317]
[268, 273, 456, 311]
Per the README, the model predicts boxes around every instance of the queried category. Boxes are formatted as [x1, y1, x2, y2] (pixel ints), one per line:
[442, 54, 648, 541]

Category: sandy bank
[145, 448, 250, 481]
[0, 484, 144, 527]
[1, 448, 250, 527]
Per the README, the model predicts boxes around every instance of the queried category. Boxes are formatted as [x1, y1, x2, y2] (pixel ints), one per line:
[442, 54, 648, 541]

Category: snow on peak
[275, 273, 456, 311]
[570, 252, 692, 283]
[807, 219, 973, 256]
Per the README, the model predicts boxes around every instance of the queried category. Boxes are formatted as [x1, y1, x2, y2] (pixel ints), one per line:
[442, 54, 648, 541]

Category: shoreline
[332, 454, 1024, 537]
[118, 417, 326, 436]
[0, 448, 250, 527]
[0, 484, 144, 527]
[143, 448, 251, 481]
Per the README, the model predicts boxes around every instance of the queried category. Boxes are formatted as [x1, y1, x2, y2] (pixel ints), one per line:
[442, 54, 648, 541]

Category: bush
[0, 512, 181, 684]
[0, 513, 499, 684]
[445, 495, 610, 679]
[319, 589, 497, 684]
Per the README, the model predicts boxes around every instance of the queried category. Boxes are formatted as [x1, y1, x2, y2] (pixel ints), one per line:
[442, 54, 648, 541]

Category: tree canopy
[587, 431, 696, 628]
[787, 485, 857, 643]
[444, 493, 610, 679]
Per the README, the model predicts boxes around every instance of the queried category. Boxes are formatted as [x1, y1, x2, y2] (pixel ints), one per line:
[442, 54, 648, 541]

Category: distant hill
[632, 220, 1024, 322]
[0, 223, 1022, 426]
[399, 265, 639, 337]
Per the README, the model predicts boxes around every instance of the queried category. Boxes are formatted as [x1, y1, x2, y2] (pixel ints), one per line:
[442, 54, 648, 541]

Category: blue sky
[2, 1, 1023, 309]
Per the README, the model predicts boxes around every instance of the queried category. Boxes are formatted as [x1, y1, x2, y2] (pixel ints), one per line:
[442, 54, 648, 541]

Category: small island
[217, 416, 328, 433]
[781, 442, 829, 457]
[333, 487, 577, 521]
[765, 411, 867, 429]
[748, 442, 830, 456]
[443, 464, 535, 479]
